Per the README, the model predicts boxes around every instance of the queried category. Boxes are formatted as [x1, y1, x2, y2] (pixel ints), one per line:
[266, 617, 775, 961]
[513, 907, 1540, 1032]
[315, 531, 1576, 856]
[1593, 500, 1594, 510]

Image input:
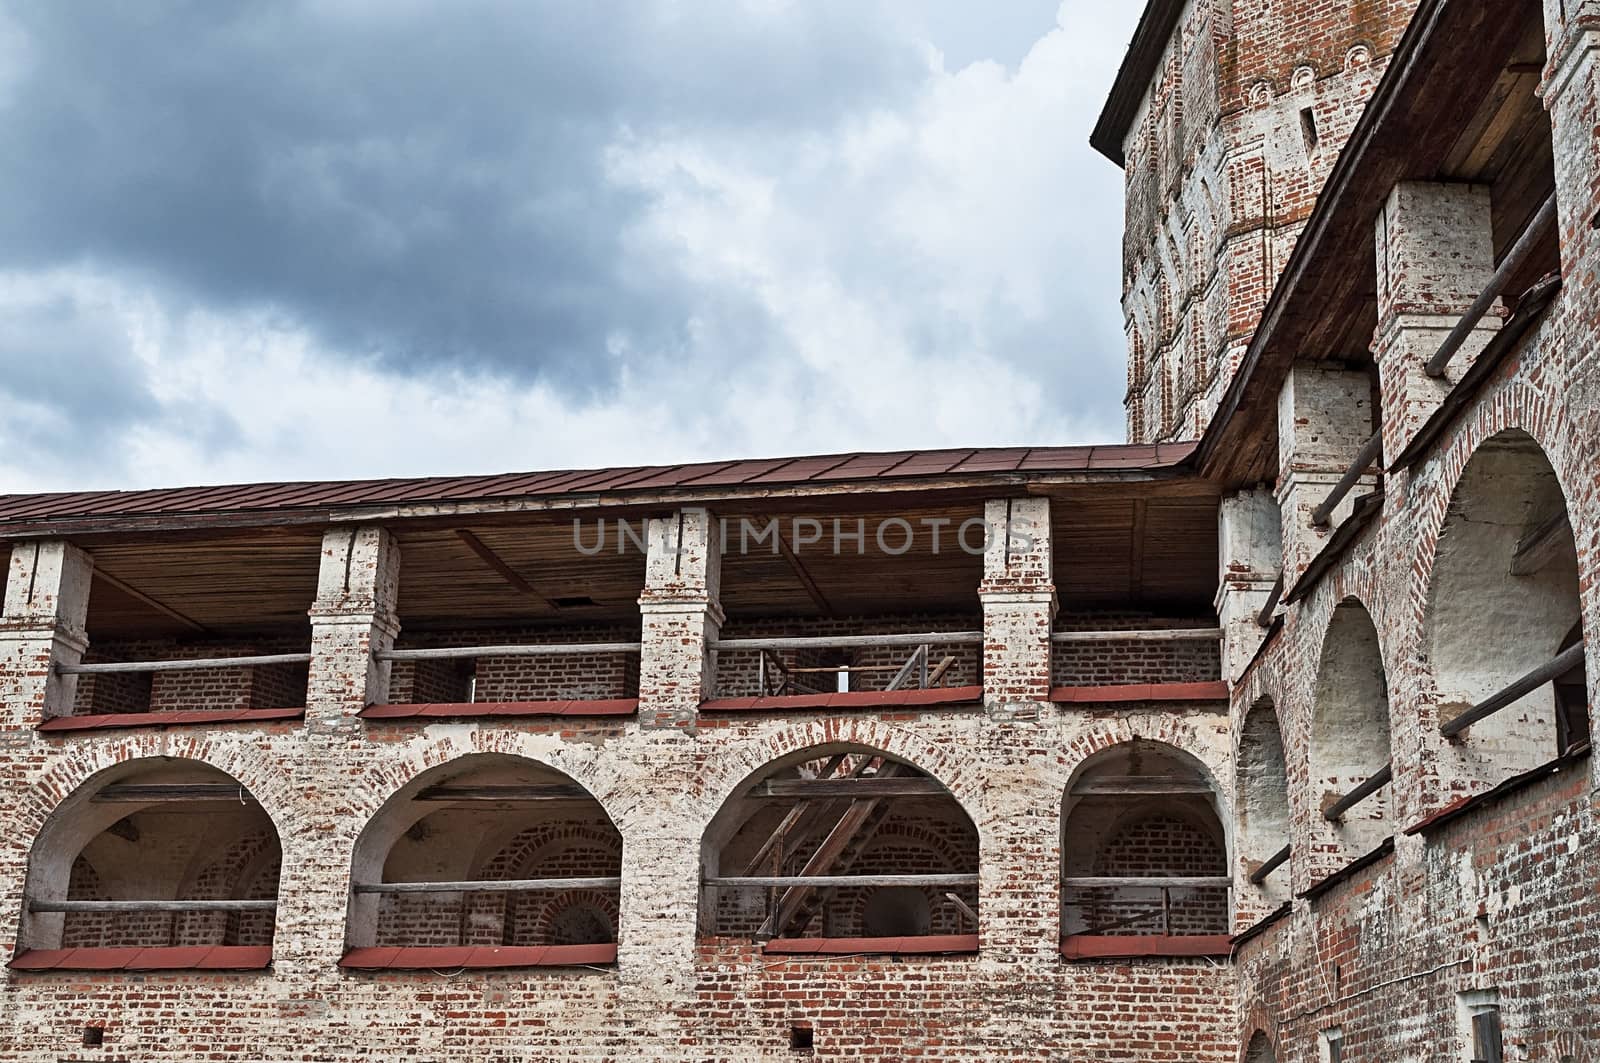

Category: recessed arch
[699, 745, 978, 945]
[345, 753, 622, 955]
[1238, 697, 1290, 902]
[20, 757, 281, 954]
[1061, 740, 1229, 947]
[1310, 599, 1394, 872]
[1426, 429, 1587, 782]
[1244, 1030, 1277, 1063]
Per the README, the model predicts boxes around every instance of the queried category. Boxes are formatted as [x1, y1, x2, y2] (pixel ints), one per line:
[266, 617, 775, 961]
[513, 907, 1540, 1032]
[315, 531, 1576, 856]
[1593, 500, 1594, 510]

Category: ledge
[1405, 743, 1592, 837]
[1050, 681, 1229, 705]
[38, 708, 304, 733]
[360, 699, 637, 721]
[339, 943, 617, 970]
[761, 934, 978, 957]
[1230, 903, 1293, 950]
[700, 686, 983, 715]
[1299, 837, 1396, 902]
[1060, 934, 1233, 961]
[9, 945, 272, 971]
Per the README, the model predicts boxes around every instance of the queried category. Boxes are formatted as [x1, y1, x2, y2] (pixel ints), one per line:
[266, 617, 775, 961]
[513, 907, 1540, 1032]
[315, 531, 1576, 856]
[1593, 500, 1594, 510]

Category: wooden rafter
[454, 529, 557, 611]
[93, 569, 208, 634]
[775, 525, 834, 616]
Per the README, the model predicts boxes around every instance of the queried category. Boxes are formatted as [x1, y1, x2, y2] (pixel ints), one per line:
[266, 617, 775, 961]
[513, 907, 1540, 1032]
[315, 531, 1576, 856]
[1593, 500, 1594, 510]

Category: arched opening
[700, 747, 978, 954]
[1245, 1031, 1277, 1063]
[1310, 600, 1393, 874]
[15, 758, 280, 970]
[1238, 698, 1291, 903]
[1427, 430, 1588, 784]
[344, 753, 621, 969]
[1061, 740, 1230, 959]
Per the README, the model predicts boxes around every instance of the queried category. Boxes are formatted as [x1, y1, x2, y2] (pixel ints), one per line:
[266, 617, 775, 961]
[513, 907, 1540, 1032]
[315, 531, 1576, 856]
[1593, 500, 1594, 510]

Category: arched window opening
[700, 748, 978, 954]
[1245, 1031, 1278, 1063]
[1238, 698, 1291, 902]
[15, 759, 280, 971]
[1428, 431, 1587, 783]
[344, 754, 621, 970]
[1310, 600, 1394, 876]
[1061, 741, 1230, 959]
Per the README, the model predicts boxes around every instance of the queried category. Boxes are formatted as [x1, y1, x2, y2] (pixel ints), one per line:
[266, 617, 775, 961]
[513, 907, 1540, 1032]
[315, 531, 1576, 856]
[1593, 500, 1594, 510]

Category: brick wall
[1051, 613, 1220, 687]
[72, 637, 310, 715]
[387, 624, 641, 703]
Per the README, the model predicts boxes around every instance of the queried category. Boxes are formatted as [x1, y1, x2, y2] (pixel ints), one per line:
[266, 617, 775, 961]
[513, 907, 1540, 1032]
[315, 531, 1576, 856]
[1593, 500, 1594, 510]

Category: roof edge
[1090, 0, 1186, 167]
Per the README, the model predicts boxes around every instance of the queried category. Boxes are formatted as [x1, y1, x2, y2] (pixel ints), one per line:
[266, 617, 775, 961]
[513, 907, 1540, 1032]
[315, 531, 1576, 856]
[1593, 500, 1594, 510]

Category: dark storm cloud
[0, 0, 930, 394]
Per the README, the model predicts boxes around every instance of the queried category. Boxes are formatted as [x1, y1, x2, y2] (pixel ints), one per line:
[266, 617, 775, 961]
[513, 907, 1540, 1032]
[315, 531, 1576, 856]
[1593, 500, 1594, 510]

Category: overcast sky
[0, 1, 1140, 494]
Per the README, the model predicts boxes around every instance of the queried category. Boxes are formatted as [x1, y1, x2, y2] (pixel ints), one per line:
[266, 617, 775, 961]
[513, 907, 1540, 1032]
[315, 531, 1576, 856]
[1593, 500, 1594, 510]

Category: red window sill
[360, 699, 637, 721]
[339, 943, 617, 970]
[1050, 681, 1229, 705]
[9, 946, 272, 971]
[761, 934, 979, 956]
[701, 686, 983, 714]
[37, 708, 304, 733]
[1060, 934, 1232, 960]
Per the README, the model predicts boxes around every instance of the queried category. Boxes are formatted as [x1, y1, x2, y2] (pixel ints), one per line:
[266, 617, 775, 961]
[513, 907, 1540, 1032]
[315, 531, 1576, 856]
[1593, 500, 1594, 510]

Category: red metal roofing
[699, 686, 983, 715]
[37, 707, 305, 733]
[338, 943, 617, 970]
[1060, 934, 1232, 961]
[359, 699, 637, 721]
[762, 934, 978, 956]
[0, 443, 1197, 530]
[8, 945, 272, 971]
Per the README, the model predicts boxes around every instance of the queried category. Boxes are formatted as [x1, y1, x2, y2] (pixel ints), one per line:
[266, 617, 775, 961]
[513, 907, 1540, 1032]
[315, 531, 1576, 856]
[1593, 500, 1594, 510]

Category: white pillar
[980, 497, 1054, 717]
[305, 526, 401, 729]
[0, 541, 93, 727]
[1216, 489, 1282, 683]
[637, 508, 722, 728]
[1276, 365, 1374, 585]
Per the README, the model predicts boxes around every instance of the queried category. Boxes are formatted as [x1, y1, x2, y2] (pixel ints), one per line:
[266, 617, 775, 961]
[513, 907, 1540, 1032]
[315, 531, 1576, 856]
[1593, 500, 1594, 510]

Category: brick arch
[1243, 1029, 1277, 1063]
[695, 718, 982, 826]
[1056, 717, 1232, 823]
[833, 820, 974, 937]
[172, 826, 281, 946]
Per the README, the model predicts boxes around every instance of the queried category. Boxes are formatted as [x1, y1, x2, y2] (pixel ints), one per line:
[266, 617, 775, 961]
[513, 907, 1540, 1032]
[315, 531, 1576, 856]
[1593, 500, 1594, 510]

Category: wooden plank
[454, 529, 556, 610]
[92, 784, 257, 804]
[353, 877, 621, 895]
[740, 754, 848, 874]
[1128, 499, 1147, 601]
[30, 898, 276, 913]
[754, 778, 946, 799]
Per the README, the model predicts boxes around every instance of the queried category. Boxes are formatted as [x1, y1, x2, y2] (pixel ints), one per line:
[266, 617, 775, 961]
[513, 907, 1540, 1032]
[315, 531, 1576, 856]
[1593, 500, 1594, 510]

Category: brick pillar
[1216, 489, 1281, 684]
[1276, 365, 1374, 585]
[0, 541, 93, 728]
[980, 497, 1054, 717]
[305, 526, 400, 729]
[1373, 182, 1498, 459]
[1543, 0, 1600, 272]
[637, 508, 722, 729]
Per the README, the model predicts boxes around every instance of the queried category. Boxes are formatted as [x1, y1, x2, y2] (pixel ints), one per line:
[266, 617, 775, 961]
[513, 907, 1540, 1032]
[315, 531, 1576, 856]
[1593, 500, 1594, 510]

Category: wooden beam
[455, 529, 556, 610]
[29, 898, 276, 913]
[92, 784, 256, 804]
[1128, 498, 1147, 602]
[1509, 511, 1573, 576]
[753, 777, 944, 799]
[413, 784, 592, 802]
[1248, 844, 1291, 885]
[1441, 642, 1586, 738]
[775, 526, 833, 616]
[1061, 876, 1232, 889]
[60, 653, 311, 676]
[713, 632, 982, 652]
[92, 569, 208, 634]
[1070, 777, 1216, 798]
[353, 877, 621, 895]
[740, 754, 848, 874]
[379, 642, 640, 663]
[1322, 763, 1393, 822]
[1051, 628, 1222, 643]
[709, 874, 977, 889]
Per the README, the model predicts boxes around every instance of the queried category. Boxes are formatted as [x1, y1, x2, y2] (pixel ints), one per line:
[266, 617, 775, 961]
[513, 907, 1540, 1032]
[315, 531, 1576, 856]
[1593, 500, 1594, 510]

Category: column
[0, 541, 93, 728]
[304, 525, 401, 729]
[980, 497, 1055, 717]
[637, 508, 722, 729]
[1543, 0, 1600, 273]
[1216, 488, 1282, 683]
[1372, 181, 1498, 459]
[1276, 365, 1374, 584]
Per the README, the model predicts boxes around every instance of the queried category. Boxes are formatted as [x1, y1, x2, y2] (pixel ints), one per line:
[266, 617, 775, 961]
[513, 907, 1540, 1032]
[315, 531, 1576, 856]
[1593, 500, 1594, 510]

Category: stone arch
[1061, 740, 1229, 941]
[1310, 599, 1394, 874]
[1238, 696, 1291, 903]
[1424, 429, 1586, 785]
[346, 752, 622, 951]
[22, 756, 282, 953]
[699, 743, 979, 943]
[1244, 1030, 1277, 1063]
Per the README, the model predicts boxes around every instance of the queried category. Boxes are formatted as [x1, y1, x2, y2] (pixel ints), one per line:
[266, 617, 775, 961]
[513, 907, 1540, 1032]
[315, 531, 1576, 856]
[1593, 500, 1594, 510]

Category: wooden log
[59, 653, 311, 676]
[413, 784, 592, 802]
[353, 877, 622, 895]
[1060, 876, 1232, 889]
[1440, 642, 1586, 738]
[712, 632, 982, 652]
[1311, 430, 1384, 527]
[379, 643, 640, 663]
[1248, 844, 1291, 885]
[1257, 573, 1285, 627]
[92, 784, 256, 804]
[1322, 763, 1393, 822]
[752, 778, 946, 799]
[1050, 628, 1223, 643]
[30, 898, 277, 913]
[708, 874, 978, 889]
